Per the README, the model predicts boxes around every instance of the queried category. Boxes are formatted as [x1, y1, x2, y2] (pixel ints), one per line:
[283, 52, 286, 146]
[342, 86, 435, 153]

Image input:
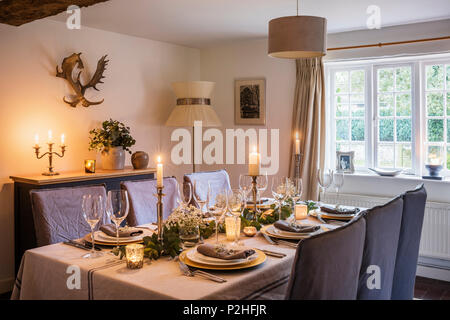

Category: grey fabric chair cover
[357, 196, 404, 300]
[30, 185, 108, 247]
[285, 215, 366, 300]
[391, 184, 427, 300]
[183, 170, 232, 207]
[122, 177, 178, 226]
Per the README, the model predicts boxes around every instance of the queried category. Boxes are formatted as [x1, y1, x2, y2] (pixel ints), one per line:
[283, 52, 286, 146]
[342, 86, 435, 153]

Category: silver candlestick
[33, 142, 66, 176]
[155, 186, 165, 243]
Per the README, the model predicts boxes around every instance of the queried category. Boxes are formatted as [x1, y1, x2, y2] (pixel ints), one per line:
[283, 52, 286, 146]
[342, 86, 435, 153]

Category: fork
[262, 232, 298, 248]
[178, 260, 227, 283]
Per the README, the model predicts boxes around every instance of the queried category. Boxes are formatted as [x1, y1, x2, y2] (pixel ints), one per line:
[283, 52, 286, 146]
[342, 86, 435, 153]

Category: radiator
[321, 192, 450, 264]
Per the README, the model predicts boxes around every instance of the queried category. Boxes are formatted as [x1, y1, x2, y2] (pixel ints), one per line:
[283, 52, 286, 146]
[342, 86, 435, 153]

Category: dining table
[11, 216, 346, 300]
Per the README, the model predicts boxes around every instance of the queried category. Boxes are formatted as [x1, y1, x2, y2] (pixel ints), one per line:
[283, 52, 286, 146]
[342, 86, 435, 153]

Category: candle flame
[295, 132, 299, 139]
[61, 133, 65, 145]
[157, 156, 161, 163]
[48, 130, 53, 141]
[252, 146, 257, 153]
[34, 134, 39, 144]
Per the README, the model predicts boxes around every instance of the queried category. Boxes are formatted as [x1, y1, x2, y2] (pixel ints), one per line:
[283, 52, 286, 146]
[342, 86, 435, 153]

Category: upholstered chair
[121, 177, 178, 226]
[30, 185, 108, 247]
[357, 196, 404, 300]
[183, 170, 232, 207]
[391, 184, 427, 300]
[285, 214, 366, 300]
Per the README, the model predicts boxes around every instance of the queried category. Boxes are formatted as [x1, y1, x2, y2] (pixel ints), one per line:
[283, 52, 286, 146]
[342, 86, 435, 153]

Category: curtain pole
[328, 36, 450, 51]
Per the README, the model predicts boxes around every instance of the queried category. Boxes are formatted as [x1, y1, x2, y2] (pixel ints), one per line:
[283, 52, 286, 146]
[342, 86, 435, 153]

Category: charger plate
[84, 232, 145, 246]
[309, 210, 357, 221]
[261, 224, 325, 240]
[180, 248, 266, 270]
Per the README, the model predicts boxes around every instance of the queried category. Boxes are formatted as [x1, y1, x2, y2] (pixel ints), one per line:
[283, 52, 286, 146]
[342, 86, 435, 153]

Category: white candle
[34, 134, 39, 147]
[225, 216, 241, 241]
[295, 132, 300, 155]
[248, 146, 260, 176]
[61, 133, 65, 146]
[156, 156, 163, 187]
[48, 130, 53, 143]
[295, 204, 308, 220]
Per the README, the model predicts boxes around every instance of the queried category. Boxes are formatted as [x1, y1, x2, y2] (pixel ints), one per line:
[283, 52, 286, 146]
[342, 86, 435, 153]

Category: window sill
[347, 171, 450, 184]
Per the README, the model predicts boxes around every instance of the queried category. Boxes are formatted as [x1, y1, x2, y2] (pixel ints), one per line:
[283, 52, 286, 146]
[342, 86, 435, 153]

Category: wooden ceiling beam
[0, 0, 110, 26]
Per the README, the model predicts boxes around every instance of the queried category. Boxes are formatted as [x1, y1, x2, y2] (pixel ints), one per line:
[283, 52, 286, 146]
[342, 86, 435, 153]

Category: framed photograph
[235, 78, 266, 125]
[336, 151, 355, 173]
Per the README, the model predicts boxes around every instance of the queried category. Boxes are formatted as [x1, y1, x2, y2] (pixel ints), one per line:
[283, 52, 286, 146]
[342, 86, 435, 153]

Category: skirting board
[416, 265, 450, 282]
[0, 277, 14, 295]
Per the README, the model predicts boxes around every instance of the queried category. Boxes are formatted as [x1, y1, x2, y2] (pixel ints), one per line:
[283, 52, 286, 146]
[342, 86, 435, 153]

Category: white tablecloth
[11, 220, 339, 300]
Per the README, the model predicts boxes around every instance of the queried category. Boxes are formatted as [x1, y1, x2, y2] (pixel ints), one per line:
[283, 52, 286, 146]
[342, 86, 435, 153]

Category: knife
[257, 249, 286, 258]
[262, 232, 277, 245]
[63, 241, 91, 251]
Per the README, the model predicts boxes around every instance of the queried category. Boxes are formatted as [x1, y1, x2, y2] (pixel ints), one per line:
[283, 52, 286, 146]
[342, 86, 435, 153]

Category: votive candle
[125, 244, 144, 269]
[225, 216, 241, 241]
[295, 204, 308, 220]
[84, 160, 96, 173]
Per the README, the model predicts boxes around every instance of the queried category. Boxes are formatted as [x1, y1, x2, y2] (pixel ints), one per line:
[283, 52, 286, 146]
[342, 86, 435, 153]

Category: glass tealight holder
[225, 216, 241, 242]
[295, 204, 308, 220]
[125, 244, 144, 269]
[84, 160, 96, 173]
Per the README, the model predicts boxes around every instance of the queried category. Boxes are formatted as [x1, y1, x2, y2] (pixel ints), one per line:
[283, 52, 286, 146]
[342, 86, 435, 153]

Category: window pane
[395, 144, 412, 168]
[448, 119, 450, 143]
[378, 68, 394, 92]
[350, 70, 365, 93]
[427, 119, 444, 142]
[447, 93, 450, 116]
[378, 93, 394, 116]
[335, 71, 349, 93]
[336, 142, 350, 152]
[396, 66, 411, 91]
[335, 94, 349, 104]
[447, 146, 450, 170]
[426, 93, 444, 116]
[351, 143, 365, 167]
[426, 64, 444, 90]
[336, 104, 349, 117]
[427, 145, 444, 164]
[336, 119, 349, 141]
[379, 119, 394, 141]
[351, 119, 365, 141]
[396, 119, 411, 142]
[351, 104, 365, 117]
[378, 144, 394, 167]
[396, 93, 411, 116]
[350, 94, 364, 104]
[447, 65, 450, 90]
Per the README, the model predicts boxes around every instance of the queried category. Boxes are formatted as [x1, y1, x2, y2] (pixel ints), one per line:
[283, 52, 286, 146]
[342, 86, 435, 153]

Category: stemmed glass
[271, 176, 288, 221]
[208, 186, 227, 244]
[334, 172, 345, 205]
[291, 178, 303, 204]
[193, 180, 209, 215]
[239, 174, 253, 200]
[82, 194, 104, 259]
[227, 189, 246, 246]
[106, 190, 129, 250]
[256, 172, 268, 212]
[177, 181, 192, 209]
[317, 169, 333, 203]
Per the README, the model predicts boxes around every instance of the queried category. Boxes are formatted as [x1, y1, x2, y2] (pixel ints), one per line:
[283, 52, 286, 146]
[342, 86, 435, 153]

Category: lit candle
[47, 130, 53, 143]
[295, 132, 300, 155]
[61, 133, 65, 146]
[125, 244, 144, 269]
[34, 134, 39, 147]
[225, 216, 241, 241]
[295, 204, 308, 220]
[248, 146, 260, 176]
[84, 160, 96, 173]
[156, 156, 163, 187]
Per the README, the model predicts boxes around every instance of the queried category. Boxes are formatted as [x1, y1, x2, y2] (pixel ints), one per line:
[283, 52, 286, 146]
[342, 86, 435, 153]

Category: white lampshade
[268, 15, 327, 59]
[165, 81, 222, 127]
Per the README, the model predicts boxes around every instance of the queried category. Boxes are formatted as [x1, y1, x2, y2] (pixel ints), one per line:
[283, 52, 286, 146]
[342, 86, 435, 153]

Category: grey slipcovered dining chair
[357, 196, 404, 300]
[121, 177, 178, 226]
[285, 214, 366, 300]
[30, 185, 108, 247]
[183, 170, 232, 207]
[391, 184, 427, 300]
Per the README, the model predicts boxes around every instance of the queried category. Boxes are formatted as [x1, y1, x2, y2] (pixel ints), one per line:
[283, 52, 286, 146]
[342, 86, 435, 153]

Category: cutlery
[178, 260, 227, 283]
[257, 249, 286, 258]
[262, 232, 277, 245]
[59, 233, 102, 251]
[262, 233, 298, 248]
[63, 241, 91, 251]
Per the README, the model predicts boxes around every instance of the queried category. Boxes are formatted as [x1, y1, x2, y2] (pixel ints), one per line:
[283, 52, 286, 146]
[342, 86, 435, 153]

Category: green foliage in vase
[88, 119, 136, 154]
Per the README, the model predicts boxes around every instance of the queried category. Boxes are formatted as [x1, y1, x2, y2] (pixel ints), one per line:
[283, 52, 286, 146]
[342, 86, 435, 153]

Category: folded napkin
[320, 204, 359, 215]
[99, 224, 143, 237]
[197, 244, 255, 260]
[274, 220, 320, 233]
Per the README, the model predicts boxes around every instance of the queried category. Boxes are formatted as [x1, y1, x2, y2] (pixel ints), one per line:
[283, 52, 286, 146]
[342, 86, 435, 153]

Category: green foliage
[426, 65, 444, 90]
[336, 119, 349, 141]
[427, 93, 444, 116]
[378, 68, 394, 92]
[379, 119, 394, 141]
[304, 200, 319, 213]
[396, 119, 411, 142]
[428, 119, 444, 142]
[350, 70, 365, 93]
[89, 119, 136, 154]
[351, 119, 365, 141]
[396, 93, 411, 116]
[378, 94, 394, 116]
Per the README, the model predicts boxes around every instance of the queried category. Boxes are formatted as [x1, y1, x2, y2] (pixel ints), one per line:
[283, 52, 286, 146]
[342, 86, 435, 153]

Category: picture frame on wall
[235, 78, 266, 125]
[336, 151, 355, 173]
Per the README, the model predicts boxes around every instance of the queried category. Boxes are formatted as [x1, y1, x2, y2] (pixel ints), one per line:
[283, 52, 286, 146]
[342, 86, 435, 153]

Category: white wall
[0, 19, 200, 292]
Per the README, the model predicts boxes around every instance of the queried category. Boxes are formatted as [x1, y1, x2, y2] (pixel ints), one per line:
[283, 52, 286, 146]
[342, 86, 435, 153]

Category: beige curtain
[289, 57, 326, 201]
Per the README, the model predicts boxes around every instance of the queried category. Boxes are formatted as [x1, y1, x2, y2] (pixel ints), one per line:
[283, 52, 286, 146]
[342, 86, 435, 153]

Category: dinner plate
[180, 248, 266, 270]
[84, 229, 152, 246]
[96, 232, 142, 242]
[186, 249, 258, 266]
[310, 210, 356, 220]
[261, 225, 324, 240]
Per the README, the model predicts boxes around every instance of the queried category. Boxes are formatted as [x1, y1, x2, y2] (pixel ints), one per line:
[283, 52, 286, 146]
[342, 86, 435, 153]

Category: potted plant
[89, 119, 136, 170]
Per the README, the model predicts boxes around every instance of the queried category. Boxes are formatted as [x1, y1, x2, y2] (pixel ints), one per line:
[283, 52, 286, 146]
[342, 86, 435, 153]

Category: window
[326, 54, 450, 176]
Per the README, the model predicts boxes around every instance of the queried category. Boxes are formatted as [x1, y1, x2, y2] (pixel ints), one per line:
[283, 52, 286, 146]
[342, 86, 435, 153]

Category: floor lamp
[165, 81, 222, 172]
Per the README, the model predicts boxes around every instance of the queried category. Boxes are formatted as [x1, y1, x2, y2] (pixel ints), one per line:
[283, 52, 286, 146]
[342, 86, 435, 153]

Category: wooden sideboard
[10, 167, 155, 274]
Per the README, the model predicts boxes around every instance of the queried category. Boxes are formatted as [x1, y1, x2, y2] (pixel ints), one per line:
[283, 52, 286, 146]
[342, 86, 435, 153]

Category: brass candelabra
[33, 143, 66, 176]
[155, 186, 165, 243]
[246, 174, 261, 218]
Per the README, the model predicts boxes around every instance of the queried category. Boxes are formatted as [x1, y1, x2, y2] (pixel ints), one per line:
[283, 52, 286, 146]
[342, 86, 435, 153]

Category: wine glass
[177, 181, 192, 209]
[226, 189, 246, 246]
[239, 174, 253, 200]
[291, 178, 303, 204]
[82, 194, 104, 259]
[208, 186, 227, 244]
[106, 190, 129, 250]
[271, 176, 288, 221]
[193, 180, 209, 215]
[256, 172, 268, 212]
[334, 172, 345, 206]
[317, 169, 333, 203]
